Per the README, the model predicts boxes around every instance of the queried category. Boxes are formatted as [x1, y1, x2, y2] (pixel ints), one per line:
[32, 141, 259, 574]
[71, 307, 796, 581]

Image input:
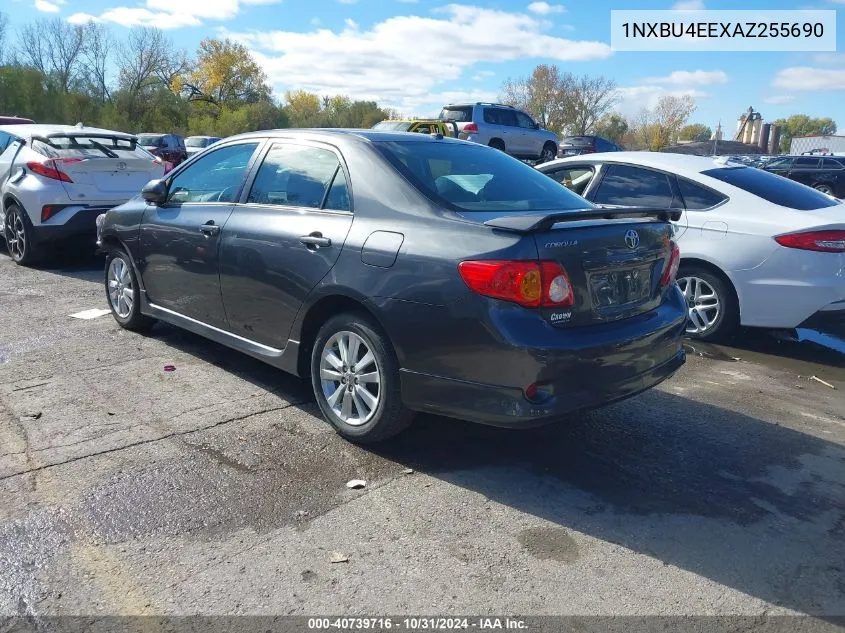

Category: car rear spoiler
[483, 207, 683, 233]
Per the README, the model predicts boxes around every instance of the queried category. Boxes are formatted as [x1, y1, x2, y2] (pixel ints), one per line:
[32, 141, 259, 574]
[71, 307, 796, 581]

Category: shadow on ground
[148, 322, 845, 616]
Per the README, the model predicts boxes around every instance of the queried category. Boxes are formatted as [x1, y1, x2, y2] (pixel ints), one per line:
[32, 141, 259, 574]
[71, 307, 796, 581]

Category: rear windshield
[702, 166, 840, 210]
[376, 140, 592, 212]
[372, 121, 413, 132]
[137, 134, 164, 146]
[438, 107, 473, 122]
[185, 137, 208, 147]
[562, 137, 593, 147]
[32, 134, 147, 159]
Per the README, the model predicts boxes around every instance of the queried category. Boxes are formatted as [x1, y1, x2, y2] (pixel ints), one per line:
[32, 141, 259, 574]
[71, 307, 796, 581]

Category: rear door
[219, 141, 354, 349]
[789, 157, 822, 187]
[514, 111, 539, 156]
[586, 163, 688, 239]
[540, 163, 598, 198]
[139, 141, 262, 328]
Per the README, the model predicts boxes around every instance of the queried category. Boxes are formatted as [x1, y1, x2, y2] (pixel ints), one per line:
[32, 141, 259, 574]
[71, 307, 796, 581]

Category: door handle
[299, 233, 332, 248]
[199, 221, 220, 237]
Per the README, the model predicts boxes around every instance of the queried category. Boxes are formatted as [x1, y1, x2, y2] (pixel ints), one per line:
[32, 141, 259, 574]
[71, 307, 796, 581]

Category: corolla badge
[624, 229, 640, 249]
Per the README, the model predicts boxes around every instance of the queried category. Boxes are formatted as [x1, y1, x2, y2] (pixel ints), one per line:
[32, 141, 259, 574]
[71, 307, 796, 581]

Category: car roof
[0, 123, 136, 138]
[223, 128, 465, 145]
[551, 151, 751, 174]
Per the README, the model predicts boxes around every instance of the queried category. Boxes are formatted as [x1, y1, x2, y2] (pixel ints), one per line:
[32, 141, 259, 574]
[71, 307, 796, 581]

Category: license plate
[589, 266, 651, 307]
[565, 149, 580, 155]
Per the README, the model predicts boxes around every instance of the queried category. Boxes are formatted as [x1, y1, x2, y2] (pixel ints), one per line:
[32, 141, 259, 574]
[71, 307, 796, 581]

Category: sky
[5, 0, 845, 132]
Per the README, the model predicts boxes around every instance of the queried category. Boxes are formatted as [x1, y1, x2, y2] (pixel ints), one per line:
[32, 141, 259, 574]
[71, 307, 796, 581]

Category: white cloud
[226, 4, 611, 110]
[614, 85, 707, 118]
[773, 66, 845, 91]
[527, 1, 565, 14]
[145, 0, 238, 19]
[671, 0, 704, 8]
[67, 12, 102, 22]
[643, 70, 728, 86]
[97, 6, 202, 28]
[34, 0, 61, 12]
[764, 95, 795, 105]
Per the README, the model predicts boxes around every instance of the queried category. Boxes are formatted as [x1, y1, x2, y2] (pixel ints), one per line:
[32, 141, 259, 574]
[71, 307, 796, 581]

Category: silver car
[437, 102, 559, 163]
[185, 135, 222, 156]
[0, 124, 165, 265]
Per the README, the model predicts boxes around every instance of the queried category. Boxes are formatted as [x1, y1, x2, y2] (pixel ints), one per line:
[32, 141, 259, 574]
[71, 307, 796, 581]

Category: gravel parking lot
[1, 247, 844, 618]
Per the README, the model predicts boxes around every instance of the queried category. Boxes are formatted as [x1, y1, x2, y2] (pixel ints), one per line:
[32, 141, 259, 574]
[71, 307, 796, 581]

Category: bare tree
[631, 95, 697, 150]
[17, 18, 86, 93]
[0, 12, 9, 65]
[81, 22, 112, 102]
[117, 27, 176, 96]
[563, 74, 618, 136]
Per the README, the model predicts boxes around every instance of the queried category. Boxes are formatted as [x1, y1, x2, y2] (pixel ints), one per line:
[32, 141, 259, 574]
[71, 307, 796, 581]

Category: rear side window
[677, 178, 728, 210]
[438, 107, 473, 122]
[167, 142, 259, 204]
[247, 143, 345, 210]
[373, 121, 412, 132]
[562, 136, 592, 147]
[376, 140, 590, 212]
[702, 167, 840, 210]
[137, 135, 164, 147]
[794, 157, 821, 168]
[822, 158, 844, 169]
[543, 165, 595, 197]
[593, 164, 676, 208]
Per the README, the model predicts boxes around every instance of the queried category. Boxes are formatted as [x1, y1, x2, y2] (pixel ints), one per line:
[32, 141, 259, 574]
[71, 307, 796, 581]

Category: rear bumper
[388, 286, 688, 426]
[32, 206, 112, 244]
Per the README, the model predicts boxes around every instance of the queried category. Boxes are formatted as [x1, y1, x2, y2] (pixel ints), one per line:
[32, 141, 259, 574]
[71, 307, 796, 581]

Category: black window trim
[539, 163, 597, 195]
[162, 139, 266, 207]
[585, 161, 688, 209]
[675, 175, 730, 211]
[239, 138, 354, 216]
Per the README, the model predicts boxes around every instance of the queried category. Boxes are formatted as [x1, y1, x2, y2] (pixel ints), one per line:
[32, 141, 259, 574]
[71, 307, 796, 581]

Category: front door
[219, 141, 354, 349]
[138, 141, 261, 328]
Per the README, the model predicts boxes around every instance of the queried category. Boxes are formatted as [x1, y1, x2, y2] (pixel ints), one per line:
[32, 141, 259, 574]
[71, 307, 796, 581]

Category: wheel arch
[678, 257, 742, 322]
[488, 137, 505, 150]
[295, 293, 393, 379]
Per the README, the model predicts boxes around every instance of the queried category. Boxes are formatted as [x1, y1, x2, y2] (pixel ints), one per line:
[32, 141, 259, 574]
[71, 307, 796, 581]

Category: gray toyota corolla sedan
[97, 129, 686, 443]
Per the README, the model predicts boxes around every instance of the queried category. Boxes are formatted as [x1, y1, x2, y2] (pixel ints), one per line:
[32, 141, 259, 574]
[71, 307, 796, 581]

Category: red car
[0, 116, 35, 125]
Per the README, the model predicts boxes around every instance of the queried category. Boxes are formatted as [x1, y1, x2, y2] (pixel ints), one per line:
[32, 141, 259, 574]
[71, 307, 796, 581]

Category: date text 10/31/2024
[307, 617, 528, 630]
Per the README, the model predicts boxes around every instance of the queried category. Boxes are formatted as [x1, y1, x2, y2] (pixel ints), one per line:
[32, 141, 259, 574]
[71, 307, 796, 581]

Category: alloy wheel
[540, 147, 556, 163]
[319, 330, 381, 426]
[815, 184, 834, 195]
[677, 276, 721, 335]
[107, 256, 135, 319]
[4, 208, 26, 261]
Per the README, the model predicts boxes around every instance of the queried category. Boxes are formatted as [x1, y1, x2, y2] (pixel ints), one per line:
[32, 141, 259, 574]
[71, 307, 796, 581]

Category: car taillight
[774, 230, 845, 253]
[27, 158, 80, 183]
[660, 242, 681, 286]
[463, 123, 479, 134]
[458, 260, 574, 308]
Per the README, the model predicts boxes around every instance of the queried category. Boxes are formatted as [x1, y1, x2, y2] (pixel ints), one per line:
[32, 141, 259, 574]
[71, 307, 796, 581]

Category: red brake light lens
[458, 260, 574, 308]
[660, 242, 681, 286]
[774, 230, 845, 253]
[27, 158, 80, 183]
[463, 122, 479, 134]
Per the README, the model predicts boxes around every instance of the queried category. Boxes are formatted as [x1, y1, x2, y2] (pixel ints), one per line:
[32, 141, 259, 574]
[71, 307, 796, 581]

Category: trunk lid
[479, 208, 679, 327]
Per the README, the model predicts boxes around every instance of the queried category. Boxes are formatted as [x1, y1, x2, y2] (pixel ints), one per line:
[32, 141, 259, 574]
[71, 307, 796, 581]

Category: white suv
[438, 102, 559, 163]
[0, 124, 165, 265]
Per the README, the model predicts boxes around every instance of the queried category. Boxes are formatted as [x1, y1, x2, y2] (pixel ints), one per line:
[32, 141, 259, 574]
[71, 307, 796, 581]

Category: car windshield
[185, 137, 208, 147]
[702, 166, 840, 210]
[373, 121, 413, 132]
[137, 135, 164, 146]
[376, 140, 593, 212]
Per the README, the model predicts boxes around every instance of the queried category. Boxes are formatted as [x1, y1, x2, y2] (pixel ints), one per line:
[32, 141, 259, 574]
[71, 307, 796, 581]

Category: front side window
[376, 140, 592, 212]
[247, 143, 346, 210]
[766, 157, 793, 170]
[167, 142, 259, 204]
[592, 164, 676, 208]
[515, 112, 536, 129]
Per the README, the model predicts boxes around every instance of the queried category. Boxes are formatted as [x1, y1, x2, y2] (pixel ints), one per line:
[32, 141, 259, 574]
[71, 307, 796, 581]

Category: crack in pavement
[0, 402, 309, 482]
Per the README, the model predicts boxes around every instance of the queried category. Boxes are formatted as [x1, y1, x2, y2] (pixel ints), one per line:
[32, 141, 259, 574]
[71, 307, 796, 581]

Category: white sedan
[537, 152, 845, 340]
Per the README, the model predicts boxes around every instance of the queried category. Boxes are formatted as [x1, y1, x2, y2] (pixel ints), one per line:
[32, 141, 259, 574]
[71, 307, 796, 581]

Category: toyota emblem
[624, 229, 640, 249]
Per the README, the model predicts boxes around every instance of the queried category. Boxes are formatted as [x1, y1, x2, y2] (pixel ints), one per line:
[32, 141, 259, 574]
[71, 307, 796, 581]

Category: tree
[678, 123, 712, 142]
[593, 113, 628, 144]
[564, 74, 617, 136]
[181, 38, 271, 106]
[17, 18, 87, 93]
[772, 114, 838, 152]
[80, 22, 112, 103]
[116, 27, 173, 97]
[283, 90, 323, 127]
[0, 12, 9, 65]
[632, 95, 697, 150]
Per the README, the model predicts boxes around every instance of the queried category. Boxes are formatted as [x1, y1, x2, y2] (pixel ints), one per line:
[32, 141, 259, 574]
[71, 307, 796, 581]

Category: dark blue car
[97, 129, 686, 443]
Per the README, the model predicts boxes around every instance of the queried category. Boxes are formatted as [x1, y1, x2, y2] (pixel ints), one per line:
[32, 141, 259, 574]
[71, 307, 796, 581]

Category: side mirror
[533, 122, 540, 129]
[141, 179, 168, 205]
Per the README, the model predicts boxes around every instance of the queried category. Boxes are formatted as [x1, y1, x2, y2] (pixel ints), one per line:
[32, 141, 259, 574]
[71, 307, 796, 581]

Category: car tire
[311, 312, 414, 443]
[105, 248, 154, 331]
[539, 142, 557, 163]
[488, 139, 506, 152]
[814, 184, 834, 196]
[3, 203, 40, 266]
[677, 266, 739, 342]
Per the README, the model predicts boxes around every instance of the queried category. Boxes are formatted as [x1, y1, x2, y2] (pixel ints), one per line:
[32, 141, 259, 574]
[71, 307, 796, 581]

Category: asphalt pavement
[0, 248, 843, 619]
